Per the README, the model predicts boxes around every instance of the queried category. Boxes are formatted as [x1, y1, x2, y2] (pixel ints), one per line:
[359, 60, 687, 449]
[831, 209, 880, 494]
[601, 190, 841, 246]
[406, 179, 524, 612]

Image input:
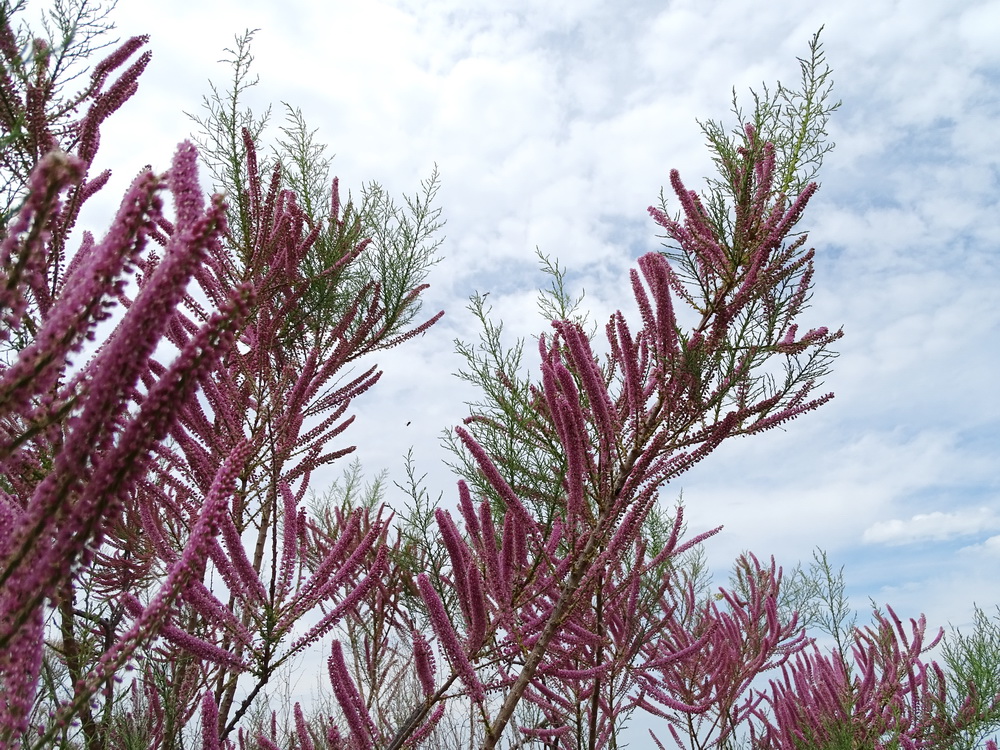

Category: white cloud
[959, 534, 1000, 559]
[863, 508, 1000, 545]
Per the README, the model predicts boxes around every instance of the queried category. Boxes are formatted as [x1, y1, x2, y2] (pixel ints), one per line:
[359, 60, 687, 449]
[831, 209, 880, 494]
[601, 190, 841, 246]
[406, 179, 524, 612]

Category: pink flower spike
[436, 507, 472, 584]
[328, 641, 376, 750]
[553, 320, 618, 450]
[478, 499, 507, 602]
[286, 545, 389, 656]
[417, 573, 485, 703]
[465, 562, 489, 652]
[457, 480, 482, 549]
[219, 511, 268, 607]
[276, 482, 300, 603]
[411, 703, 448, 746]
[160, 624, 247, 671]
[90, 35, 149, 84]
[201, 692, 221, 750]
[294, 703, 316, 750]
[413, 629, 437, 698]
[455, 425, 537, 537]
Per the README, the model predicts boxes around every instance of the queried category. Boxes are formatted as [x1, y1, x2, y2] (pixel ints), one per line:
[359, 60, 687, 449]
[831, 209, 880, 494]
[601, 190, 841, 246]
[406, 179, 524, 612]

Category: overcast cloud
[63, 0, 999, 704]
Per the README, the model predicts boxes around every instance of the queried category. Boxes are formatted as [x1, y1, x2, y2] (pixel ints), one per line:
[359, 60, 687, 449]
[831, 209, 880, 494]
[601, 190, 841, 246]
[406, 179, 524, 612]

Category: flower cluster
[3, 7, 995, 750]
[753, 606, 987, 750]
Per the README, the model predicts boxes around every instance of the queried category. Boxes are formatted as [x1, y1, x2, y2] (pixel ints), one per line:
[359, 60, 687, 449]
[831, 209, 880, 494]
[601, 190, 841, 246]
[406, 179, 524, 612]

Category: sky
[39, 0, 1000, 723]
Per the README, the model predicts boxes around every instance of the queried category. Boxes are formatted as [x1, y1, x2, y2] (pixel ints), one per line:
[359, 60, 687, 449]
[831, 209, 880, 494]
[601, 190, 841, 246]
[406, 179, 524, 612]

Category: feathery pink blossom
[417, 573, 485, 703]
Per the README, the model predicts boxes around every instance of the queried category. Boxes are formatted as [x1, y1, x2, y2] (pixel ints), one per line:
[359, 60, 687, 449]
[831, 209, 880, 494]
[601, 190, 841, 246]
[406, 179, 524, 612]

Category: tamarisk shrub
[0, 8, 228, 742]
[301, 30, 844, 750]
[751, 607, 988, 750]
[0, 23, 247, 746]
[88, 123, 441, 748]
[4, 6, 993, 749]
[1, 3, 443, 748]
